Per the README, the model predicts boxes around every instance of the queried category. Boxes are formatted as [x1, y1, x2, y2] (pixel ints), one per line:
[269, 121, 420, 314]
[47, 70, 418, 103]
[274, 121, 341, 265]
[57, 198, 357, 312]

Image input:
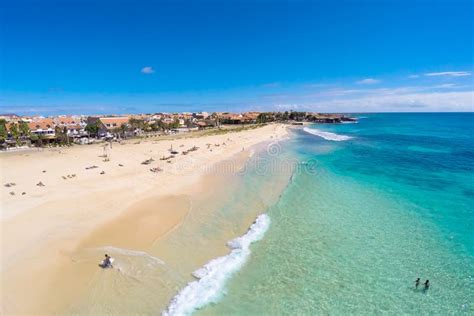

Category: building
[28, 118, 56, 139]
[242, 112, 260, 123]
[98, 117, 130, 137]
[220, 113, 244, 124]
[55, 116, 87, 138]
[193, 112, 209, 120]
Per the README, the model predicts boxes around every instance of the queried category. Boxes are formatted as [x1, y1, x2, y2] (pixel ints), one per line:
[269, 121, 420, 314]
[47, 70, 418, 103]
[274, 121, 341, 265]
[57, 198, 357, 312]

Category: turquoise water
[198, 113, 474, 314]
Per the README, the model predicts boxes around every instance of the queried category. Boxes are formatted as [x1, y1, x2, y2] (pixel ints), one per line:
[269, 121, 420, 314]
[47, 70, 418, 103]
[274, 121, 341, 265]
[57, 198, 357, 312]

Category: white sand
[0, 124, 288, 314]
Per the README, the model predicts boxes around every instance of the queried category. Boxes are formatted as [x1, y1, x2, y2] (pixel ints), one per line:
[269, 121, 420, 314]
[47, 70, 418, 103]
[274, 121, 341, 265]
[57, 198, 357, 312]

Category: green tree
[128, 118, 145, 131]
[19, 121, 31, 138]
[170, 119, 180, 129]
[210, 113, 221, 128]
[143, 121, 151, 132]
[37, 134, 45, 147]
[257, 113, 269, 124]
[55, 126, 66, 145]
[85, 121, 100, 137]
[0, 119, 7, 143]
[10, 123, 20, 145]
[155, 120, 168, 132]
[119, 123, 129, 138]
[185, 118, 193, 128]
[150, 121, 160, 132]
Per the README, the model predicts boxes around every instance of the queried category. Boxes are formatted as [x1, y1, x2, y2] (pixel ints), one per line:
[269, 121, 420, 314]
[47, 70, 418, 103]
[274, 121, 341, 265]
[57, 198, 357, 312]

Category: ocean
[168, 113, 474, 315]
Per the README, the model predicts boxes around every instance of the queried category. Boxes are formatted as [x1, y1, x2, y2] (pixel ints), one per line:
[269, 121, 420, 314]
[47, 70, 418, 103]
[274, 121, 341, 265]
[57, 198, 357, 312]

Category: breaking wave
[163, 214, 271, 316]
[303, 127, 353, 141]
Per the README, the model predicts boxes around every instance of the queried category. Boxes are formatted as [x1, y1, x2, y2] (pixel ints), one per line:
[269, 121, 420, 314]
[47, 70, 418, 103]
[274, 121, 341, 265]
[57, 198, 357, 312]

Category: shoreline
[0, 123, 288, 314]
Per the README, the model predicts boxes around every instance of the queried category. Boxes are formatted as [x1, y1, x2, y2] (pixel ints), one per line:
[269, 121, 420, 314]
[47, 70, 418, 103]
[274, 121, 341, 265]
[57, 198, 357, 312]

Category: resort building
[28, 118, 56, 138]
[97, 117, 130, 137]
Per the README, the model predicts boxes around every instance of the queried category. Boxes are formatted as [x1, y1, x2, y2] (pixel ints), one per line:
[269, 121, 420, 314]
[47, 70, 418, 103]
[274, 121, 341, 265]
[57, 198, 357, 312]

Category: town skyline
[0, 110, 354, 148]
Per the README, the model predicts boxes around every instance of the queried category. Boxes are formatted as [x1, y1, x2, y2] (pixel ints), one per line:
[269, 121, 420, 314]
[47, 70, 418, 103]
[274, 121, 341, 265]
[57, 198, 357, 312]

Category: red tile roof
[28, 118, 55, 130]
[99, 117, 129, 130]
[55, 117, 78, 125]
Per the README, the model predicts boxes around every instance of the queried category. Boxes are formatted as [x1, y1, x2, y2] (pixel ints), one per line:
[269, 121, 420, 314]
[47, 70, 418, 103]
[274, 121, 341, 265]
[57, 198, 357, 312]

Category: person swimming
[415, 278, 420, 289]
[424, 280, 430, 291]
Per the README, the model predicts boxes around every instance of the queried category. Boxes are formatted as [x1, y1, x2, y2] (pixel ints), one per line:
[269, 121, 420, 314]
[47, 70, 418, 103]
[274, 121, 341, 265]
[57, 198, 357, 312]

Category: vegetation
[288, 111, 307, 121]
[128, 118, 146, 131]
[9, 123, 20, 145]
[184, 118, 194, 128]
[210, 113, 221, 128]
[85, 121, 100, 136]
[257, 113, 272, 123]
[0, 119, 7, 144]
[192, 123, 267, 137]
[19, 121, 31, 138]
[55, 126, 70, 145]
[151, 119, 180, 132]
[119, 123, 129, 138]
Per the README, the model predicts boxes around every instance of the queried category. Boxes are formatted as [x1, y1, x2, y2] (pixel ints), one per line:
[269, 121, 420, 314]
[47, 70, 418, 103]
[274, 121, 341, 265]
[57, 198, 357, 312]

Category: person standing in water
[424, 280, 430, 291]
[415, 278, 420, 289]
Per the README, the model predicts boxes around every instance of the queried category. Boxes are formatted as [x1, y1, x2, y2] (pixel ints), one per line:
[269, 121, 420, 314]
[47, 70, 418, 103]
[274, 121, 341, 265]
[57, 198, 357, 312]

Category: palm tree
[19, 121, 31, 138]
[55, 126, 66, 145]
[10, 123, 20, 146]
[85, 121, 100, 137]
[211, 112, 221, 129]
[119, 123, 128, 139]
[0, 119, 7, 144]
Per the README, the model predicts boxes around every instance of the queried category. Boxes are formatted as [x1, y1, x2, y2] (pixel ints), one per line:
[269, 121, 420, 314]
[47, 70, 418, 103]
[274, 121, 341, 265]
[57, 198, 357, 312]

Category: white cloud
[356, 78, 380, 84]
[261, 84, 473, 112]
[300, 91, 474, 112]
[434, 83, 457, 89]
[424, 71, 471, 77]
[141, 66, 155, 74]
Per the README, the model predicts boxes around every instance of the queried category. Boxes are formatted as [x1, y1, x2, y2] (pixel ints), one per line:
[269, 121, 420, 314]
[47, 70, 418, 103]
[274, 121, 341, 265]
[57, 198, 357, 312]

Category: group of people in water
[415, 278, 430, 291]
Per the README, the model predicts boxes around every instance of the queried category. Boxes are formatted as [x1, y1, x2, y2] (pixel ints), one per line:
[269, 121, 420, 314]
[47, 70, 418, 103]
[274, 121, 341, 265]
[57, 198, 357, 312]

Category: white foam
[163, 214, 271, 316]
[303, 127, 353, 141]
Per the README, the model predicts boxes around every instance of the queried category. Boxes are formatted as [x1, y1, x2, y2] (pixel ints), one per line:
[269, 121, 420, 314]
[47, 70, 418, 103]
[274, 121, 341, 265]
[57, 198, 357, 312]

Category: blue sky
[0, 0, 473, 115]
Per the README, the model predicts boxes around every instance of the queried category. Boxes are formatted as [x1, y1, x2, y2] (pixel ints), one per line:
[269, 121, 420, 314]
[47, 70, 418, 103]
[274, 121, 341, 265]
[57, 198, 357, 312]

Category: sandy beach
[0, 124, 288, 315]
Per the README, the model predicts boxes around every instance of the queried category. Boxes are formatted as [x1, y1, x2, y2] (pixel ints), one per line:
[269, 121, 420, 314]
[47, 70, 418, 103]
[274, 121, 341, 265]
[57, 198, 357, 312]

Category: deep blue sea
[194, 113, 474, 314]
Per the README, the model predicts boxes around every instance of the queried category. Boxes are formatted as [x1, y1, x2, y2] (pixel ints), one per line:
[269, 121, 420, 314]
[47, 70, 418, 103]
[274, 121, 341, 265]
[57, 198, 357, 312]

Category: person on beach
[415, 278, 420, 289]
[424, 280, 430, 291]
[103, 254, 112, 268]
